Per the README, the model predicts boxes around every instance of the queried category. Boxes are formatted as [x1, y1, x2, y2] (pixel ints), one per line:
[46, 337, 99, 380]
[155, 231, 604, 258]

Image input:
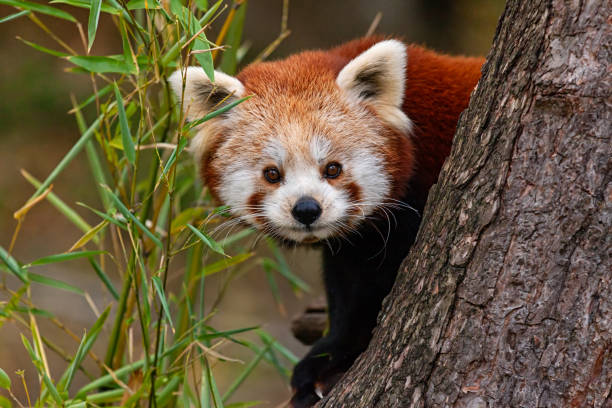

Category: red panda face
[171, 40, 415, 243]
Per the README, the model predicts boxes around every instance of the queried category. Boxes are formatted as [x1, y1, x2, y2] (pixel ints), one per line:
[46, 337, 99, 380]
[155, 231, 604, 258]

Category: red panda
[170, 36, 483, 407]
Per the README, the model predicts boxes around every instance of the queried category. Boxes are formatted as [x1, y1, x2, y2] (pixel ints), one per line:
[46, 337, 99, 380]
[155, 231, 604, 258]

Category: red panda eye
[324, 162, 342, 179]
[263, 167, 282, 183]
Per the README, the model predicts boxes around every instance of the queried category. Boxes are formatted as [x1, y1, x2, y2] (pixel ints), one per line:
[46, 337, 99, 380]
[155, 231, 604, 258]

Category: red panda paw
[289, 370, 345, 407]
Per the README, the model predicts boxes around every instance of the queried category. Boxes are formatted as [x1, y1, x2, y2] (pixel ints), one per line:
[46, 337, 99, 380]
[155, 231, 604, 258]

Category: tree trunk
[318, 0, 611, 407]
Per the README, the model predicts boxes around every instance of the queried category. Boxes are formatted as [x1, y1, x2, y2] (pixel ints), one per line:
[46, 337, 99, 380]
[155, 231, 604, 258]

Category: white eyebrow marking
[310, 135, 332, 164]
[262, 140, 287, 164]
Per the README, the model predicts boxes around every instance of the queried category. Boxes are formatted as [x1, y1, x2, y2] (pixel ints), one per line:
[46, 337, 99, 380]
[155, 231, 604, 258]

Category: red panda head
[170, 39, 415, 243]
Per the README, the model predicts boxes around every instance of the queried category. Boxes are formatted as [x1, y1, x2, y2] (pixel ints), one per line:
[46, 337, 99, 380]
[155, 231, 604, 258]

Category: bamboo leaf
[0, 0, 76, 21]
[0, 9, 29, 23]
[68, 220, 108, 252]
[102, 186, 163, 248]
[225, 402, 264, 408]
[204, 360, 224, 408]
[186, 96, 251, 130]
[20, 335, 63, 404]
[50, 0, 120, 14]
[219, 1, 247, 75]
[113, 82, 135, 164]
[152, 275, 175, 331]
[187, 224, 226, 256]
[0, 395, 11, 408]
[89, 259, 119, 300]
[29, 113, 104, 201]
[0, 368, 10, 389]
[58, 306, 110, 391]
[0, 245, 28, 283]
[77, 202, 127, 230]
[67, 55, 134, 74]
[29, 273, 84, 295]
[87, 0, 102, 51]
[158, 136, 189, 183]
[29, 250, 105, 267]
[170, 207, 206, 234]
[267, 240, 310, 291]
[125, 0, 161, 10]
[222, 345, 269, 402]
[200, 252, 253, 277]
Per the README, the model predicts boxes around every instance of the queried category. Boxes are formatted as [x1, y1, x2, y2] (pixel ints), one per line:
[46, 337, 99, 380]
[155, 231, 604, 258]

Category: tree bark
[318, 0, 611, 407]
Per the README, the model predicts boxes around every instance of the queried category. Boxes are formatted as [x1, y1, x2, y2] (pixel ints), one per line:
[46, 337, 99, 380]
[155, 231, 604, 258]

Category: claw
[314, 386, 324, 399]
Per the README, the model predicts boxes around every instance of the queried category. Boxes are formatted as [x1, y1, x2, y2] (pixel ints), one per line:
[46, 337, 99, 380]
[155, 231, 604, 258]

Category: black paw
[290, 340, 354, 407]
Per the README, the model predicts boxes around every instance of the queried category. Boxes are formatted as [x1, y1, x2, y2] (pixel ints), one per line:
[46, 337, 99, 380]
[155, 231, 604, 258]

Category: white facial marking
[263, 140, 287, 165]
[310, 136, 332, 164]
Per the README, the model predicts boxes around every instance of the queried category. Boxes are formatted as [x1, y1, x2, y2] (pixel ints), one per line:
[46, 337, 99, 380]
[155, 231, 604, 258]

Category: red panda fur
[175, 37, 484, 407]
[201, 37, 483, 210]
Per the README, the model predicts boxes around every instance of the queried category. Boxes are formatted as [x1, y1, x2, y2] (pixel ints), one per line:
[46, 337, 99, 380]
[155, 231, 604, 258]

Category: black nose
[291, 196, 322, 226]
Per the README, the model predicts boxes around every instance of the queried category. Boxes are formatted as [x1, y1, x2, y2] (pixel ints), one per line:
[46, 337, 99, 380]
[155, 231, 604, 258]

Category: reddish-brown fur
[201, 37, 482, 209]
[332, 37, 484, 200]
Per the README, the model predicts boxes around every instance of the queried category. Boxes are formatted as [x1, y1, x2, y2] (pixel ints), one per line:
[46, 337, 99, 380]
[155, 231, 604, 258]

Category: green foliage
[0, 0, 297, 406]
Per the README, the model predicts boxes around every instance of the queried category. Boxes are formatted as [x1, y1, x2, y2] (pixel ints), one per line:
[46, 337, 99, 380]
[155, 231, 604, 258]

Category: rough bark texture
[318, 0, 611, 407]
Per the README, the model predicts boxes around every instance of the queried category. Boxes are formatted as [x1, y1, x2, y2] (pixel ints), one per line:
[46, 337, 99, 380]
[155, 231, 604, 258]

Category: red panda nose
[291, 196, 322, 226]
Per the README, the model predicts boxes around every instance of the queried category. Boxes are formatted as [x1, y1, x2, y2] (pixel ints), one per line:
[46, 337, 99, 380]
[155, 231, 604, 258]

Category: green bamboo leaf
[156, 376, 181, 406]
[87, 0, 102, 51]
[257, 329, 298, 364]
[75, 359, 146, 397]
[67, 55, 134, 74]
[125, 0, 161, 10]
[186, 96, 251, 130]
[263, 265, 282, 312]
[194, 0, 207, 11]
[193, 36, 214, 81]
[267, 240, 310, 291]
[204, 360, 224, 408]
[225, 402, 264, 408]
[0, 367, 10, 389]
[170, 207, 207, 234]
[160, 1, 221, 67]
[102, 186, 163, 248]
[113, 82, 135, 164]
[0, 0, 76, 21]
[50, 0, 120, 14]
[20, 335, 63, 404]
[89, 259, 119, 300]
[77, 202, 127, 230]
[58, 306, 110, 391]
[29, 273, 84, 295]
[74, 83, 112, 111]
[0, 9, 29, 23]
[29, 250, 105, 267]
[222, 345, 269, 402]
[85, 389, 123, 403]
[219, 1, 247, 75]
[158, 136, 188, 183]
[0, 245, 28, 283]
[29, 113, 104, 201]
[0, 395, 11, 408]
[187, 224, 225, 256]
[200, 252, 253, 277]
[152, 275, 174, 331]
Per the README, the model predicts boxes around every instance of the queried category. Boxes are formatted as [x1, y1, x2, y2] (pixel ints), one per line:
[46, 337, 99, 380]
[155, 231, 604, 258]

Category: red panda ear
[336, 40, 412, 134]
[169, 67, 245, 121]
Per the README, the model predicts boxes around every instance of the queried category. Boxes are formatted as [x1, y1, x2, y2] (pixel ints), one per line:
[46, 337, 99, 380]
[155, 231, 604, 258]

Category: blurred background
[0, 0, 504, 406]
